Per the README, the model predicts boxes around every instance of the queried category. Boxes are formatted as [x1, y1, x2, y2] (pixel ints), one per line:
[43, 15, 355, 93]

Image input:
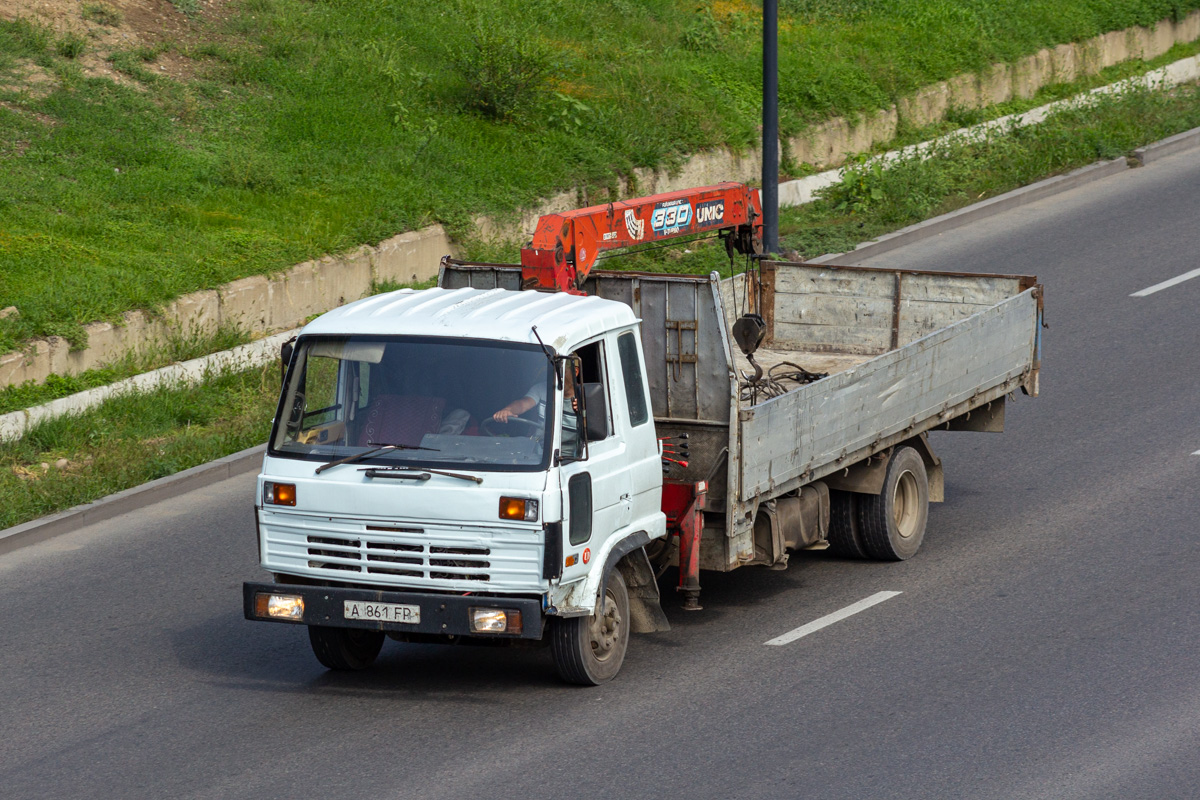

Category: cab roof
[299, 287, 639, 353]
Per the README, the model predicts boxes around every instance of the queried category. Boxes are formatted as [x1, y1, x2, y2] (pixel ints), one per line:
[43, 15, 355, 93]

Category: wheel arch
[822, 433, 944, 503]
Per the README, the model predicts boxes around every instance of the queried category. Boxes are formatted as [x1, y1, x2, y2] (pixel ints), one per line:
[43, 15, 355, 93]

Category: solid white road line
[1130, 267, 1200, 297]
[765, 591, 902, 646]
[1193, 450, 1200, 456]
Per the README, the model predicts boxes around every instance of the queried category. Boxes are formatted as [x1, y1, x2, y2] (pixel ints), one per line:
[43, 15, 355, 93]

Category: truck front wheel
[551, 569, 630, 685]
[308, 626, 385, 671]
[858, 446, 929, 561]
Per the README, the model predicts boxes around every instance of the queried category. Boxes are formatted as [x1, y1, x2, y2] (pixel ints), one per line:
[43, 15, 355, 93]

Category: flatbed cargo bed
[440, 258, 1043, 572]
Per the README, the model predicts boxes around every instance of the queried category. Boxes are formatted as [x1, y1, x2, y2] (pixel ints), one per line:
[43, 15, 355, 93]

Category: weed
[448, 17, 557, 119]
[81, 4, 124, 27]
[169, 0, 201, 17]
[54, 33, 87, 60]
[552, 92, 592, 133]
[825, 154, 888, 214]
[0, 17, 53, 56]
[681, 6, 723, 52]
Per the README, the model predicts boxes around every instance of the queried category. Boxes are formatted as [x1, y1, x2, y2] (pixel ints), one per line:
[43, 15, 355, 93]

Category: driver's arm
[493, 394, 536, 423]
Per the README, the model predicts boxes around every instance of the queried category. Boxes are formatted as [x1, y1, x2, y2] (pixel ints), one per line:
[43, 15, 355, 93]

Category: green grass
[869, 38, 1200, 155]
[0, 362, 278, 529]
[4, 76, 1200, 531]
[546, 80, 1200, 275]
[779, 81, 1200, 258]
[1, 0, 1199, 354]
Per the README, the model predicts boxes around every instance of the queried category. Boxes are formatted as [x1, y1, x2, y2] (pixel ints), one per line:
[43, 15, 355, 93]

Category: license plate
[343, 600, 420, 624]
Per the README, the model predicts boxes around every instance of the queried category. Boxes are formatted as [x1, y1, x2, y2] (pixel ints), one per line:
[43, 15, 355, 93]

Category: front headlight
[469, 607, 523, 634]
[254, 593, 305, 621]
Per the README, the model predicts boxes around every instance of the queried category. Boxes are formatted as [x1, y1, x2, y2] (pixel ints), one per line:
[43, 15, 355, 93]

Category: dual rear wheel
[828, 445, 929, 561]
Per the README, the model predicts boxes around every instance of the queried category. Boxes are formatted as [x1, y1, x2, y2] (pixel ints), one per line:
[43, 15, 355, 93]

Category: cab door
[557, 339, 633, 584]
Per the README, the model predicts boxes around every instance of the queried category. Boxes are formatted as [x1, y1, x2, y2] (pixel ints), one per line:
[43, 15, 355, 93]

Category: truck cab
[244, 287, 666, 683]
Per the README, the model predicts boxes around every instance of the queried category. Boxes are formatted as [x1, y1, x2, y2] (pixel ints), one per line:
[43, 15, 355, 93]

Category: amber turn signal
[499, 497, 538, 521]
[264, 481, 296, 506]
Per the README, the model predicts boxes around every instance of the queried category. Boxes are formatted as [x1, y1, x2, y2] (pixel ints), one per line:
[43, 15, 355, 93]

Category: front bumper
[243, 582, 545, 639]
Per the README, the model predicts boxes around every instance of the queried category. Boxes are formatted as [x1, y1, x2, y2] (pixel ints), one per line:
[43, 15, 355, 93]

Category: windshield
[270, 335, 554, 470]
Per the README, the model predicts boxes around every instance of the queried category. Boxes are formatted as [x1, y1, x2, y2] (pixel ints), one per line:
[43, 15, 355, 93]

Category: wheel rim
[589, 591, 623, 662]
[892, 470, 920, 539]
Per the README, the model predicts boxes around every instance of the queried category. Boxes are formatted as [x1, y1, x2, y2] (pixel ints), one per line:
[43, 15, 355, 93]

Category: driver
[492, 363, 581, 453]
[491, 378, 546, 423]
[492, 363, 580, 424]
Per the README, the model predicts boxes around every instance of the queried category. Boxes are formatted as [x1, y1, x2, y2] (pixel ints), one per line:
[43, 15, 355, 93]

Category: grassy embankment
[2, 0, 1200, 357]
[2, 27, 1198, 416]
[4, 79, 1200, 531]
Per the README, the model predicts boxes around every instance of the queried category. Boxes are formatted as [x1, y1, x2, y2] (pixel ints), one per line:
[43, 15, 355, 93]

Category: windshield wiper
[359, 467, 483, 484]
[314, 441, 439, 475]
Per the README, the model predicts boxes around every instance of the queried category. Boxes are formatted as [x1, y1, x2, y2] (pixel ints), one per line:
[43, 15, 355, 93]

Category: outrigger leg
[676, 481, 708, 611]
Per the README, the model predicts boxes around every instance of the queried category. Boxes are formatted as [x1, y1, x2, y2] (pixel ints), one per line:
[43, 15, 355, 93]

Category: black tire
[827, 489, 868, 559]
[551, 569, 630, 685]
[308, 626, 385, 671]
[857, 446, 929, 561]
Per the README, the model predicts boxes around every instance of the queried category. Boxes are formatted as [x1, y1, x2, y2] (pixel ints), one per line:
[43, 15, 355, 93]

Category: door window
[617, 331, 649, 426]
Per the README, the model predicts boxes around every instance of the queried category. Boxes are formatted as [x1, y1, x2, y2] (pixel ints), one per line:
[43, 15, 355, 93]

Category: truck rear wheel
[827, 489, 868, 559]
[858, 446, 928, 561]
[551, 569, 630, 685]
[308, 626, 385, 671]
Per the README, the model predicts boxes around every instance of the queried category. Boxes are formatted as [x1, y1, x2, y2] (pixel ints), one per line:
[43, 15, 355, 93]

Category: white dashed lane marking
[765, 591, 902, 646]
[1130, 267, 1200, 297]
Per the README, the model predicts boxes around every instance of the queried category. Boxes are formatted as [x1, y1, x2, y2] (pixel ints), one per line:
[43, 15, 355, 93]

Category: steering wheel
[481, 416, 543, 438]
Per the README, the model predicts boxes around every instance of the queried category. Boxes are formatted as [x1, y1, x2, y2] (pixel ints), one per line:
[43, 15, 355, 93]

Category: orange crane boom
[520, 182, 763, 293]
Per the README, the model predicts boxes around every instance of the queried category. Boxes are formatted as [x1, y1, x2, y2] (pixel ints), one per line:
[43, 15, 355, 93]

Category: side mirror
[280, 337, 296, 382]
[582, 383, 609, 441]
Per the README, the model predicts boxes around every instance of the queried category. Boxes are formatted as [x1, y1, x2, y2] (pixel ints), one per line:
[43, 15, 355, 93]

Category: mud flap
[617, 547, 671, 633]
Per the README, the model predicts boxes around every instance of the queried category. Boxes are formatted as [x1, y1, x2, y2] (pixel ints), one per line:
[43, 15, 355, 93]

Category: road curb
[0, 444, 265, 556]
[809, 158, 1130, 264]
[1132, 124, 1200, 165]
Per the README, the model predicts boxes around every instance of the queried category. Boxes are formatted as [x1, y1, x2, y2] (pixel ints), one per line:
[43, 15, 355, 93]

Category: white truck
[243, 186, 1044, 685]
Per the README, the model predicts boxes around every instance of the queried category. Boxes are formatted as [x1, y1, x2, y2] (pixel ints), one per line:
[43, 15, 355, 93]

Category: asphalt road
[3, 148, 1199, 800]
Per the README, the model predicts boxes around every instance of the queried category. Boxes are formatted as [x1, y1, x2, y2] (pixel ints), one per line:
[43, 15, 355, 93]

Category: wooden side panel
[896, 273, 1023, 345]
[771, 263, 1026, 355]
[738, 290, 1038, 500]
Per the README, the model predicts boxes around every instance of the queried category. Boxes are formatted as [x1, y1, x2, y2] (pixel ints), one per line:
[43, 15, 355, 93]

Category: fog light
[264, 482, 296, 507]
[499, 497, 538, 521]
[256, 593, 304, 621]
[469, 607, 523, 634]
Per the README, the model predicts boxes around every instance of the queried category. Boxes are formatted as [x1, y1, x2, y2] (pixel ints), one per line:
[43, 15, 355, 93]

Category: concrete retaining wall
[3, 11, 1199, 391]
[0, 225, 454, 388]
